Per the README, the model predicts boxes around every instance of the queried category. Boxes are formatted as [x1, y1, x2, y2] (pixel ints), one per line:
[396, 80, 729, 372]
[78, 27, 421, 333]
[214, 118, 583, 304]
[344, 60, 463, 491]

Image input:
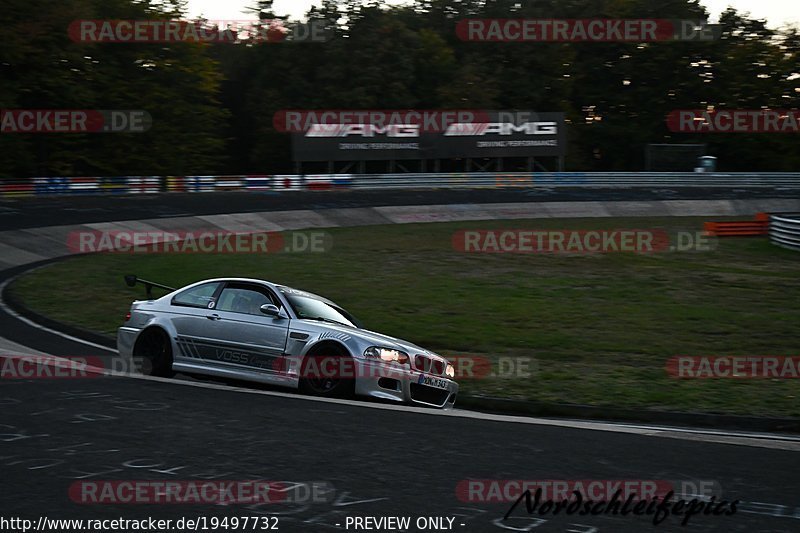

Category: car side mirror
[260, 304, 282, 317]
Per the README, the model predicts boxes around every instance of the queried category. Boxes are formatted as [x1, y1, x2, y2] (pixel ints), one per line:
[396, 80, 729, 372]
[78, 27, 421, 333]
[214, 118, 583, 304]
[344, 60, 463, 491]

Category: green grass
[9, 217, 800, 417]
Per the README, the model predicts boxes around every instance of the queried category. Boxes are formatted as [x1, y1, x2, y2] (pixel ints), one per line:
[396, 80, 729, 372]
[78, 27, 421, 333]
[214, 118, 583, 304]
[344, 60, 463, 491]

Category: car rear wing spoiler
[124, 274, 176, 300]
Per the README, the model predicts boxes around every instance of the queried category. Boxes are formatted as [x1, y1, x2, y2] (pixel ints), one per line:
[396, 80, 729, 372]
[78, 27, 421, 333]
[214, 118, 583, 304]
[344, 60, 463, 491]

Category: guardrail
[348, 172, 800, 189]
[2, 172, 800, 197]
[770, 214, 800, 251]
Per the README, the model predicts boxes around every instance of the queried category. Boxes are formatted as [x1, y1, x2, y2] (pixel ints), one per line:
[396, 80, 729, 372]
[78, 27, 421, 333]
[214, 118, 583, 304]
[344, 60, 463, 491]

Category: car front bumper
[353, 359, 458, 409]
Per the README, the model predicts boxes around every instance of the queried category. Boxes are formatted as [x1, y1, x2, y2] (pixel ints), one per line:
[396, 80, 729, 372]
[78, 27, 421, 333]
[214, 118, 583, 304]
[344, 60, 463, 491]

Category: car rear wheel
[134, 329, 175, 378]
[299, 347, 355, 399]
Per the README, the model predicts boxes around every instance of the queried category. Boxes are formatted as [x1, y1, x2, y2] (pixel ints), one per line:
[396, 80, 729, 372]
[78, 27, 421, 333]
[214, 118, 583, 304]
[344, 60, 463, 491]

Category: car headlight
[364, 346, 409, 366]
[445, 363, 455, 379]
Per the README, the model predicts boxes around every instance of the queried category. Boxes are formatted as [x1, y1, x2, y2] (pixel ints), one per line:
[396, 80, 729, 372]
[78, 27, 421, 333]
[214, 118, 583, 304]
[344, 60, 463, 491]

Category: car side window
[172, 282, 221, 309]
[217, 285, 280, 316]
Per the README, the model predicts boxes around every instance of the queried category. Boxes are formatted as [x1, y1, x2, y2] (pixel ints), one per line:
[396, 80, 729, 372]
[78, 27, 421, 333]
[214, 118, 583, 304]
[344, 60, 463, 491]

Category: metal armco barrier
[349, 172, 800, 189]
[770, 214, 800, 251]
[2, 172, 800, 197]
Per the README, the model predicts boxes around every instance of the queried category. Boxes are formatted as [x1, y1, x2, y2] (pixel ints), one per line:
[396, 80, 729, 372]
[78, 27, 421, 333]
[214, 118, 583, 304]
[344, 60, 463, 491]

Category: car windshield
[282, 292, 360, 329]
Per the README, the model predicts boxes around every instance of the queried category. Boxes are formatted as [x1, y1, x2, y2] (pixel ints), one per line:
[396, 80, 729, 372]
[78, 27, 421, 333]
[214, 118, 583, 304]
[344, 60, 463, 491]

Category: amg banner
[291, 111, 566, 161]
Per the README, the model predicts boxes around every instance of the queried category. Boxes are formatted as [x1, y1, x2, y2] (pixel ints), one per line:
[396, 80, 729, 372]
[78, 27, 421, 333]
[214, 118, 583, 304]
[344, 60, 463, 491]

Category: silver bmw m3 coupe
[117, 277, 458, 408]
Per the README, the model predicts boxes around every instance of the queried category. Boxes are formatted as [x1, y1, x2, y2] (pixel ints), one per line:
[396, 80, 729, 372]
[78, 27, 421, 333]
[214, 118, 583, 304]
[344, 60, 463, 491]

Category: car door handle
[206, 314, 221, 321]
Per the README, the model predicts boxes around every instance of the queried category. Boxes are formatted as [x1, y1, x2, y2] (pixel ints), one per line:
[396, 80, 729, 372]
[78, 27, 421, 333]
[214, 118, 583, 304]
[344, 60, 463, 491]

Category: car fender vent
[319, 331, 351, 342]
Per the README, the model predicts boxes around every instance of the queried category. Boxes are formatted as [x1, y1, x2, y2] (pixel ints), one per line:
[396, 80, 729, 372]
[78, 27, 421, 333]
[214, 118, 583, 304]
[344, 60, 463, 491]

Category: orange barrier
[703, 213, 769, 237]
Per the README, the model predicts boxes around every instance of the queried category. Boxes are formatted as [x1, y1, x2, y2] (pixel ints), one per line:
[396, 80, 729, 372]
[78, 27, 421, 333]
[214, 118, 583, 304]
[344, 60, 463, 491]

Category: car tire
[134, 328, 175, 378]
[298, 349, 355, 399]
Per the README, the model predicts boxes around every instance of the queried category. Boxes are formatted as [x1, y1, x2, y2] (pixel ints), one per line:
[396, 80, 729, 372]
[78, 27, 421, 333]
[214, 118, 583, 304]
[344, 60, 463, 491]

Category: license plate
[418, 374, 448, 389]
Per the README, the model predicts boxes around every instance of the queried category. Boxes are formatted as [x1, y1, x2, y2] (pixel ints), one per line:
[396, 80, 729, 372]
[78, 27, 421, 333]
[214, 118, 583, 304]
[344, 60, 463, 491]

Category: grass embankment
[10, 217, 800, 417]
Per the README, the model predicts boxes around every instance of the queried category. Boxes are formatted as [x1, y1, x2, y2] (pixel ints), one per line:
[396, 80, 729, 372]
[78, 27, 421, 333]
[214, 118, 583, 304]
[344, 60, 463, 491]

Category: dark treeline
[1, 0, 798, 177]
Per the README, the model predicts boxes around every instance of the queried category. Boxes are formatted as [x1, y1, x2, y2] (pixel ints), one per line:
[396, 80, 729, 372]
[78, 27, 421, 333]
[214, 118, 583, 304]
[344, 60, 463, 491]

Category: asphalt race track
[2, 186, 800, 231]
[1, 189, 799, 533]
[1, 369, 799, 533]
